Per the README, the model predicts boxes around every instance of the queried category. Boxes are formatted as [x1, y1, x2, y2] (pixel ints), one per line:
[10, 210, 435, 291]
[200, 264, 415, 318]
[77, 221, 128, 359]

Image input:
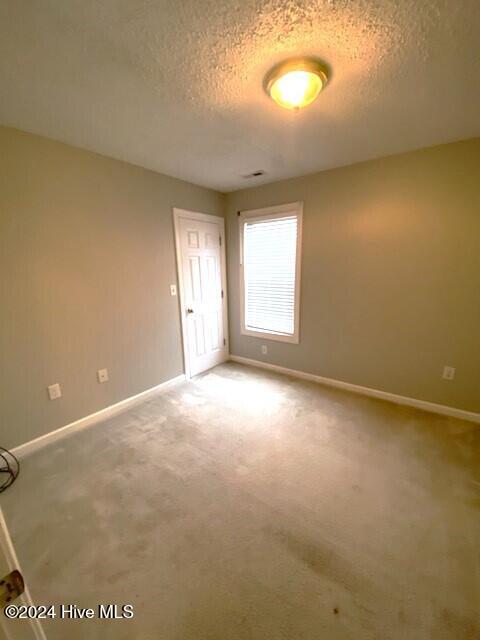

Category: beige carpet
[1, 362, 479, 639]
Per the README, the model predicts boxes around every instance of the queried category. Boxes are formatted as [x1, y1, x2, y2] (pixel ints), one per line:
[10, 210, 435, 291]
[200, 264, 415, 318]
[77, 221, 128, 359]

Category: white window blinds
[243, 214, 299, 336]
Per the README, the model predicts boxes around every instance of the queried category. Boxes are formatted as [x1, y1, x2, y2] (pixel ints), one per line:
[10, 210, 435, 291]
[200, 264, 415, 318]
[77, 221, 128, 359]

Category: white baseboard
[12, 374, 186, 458]
[229, 355, 480, 424]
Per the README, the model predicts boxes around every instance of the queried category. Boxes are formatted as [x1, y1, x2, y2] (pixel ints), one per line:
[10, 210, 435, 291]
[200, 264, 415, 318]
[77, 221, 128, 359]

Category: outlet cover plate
[442, 366, 455, 380]
[97, 368, 109, 383]
[47, 383, 62, 400]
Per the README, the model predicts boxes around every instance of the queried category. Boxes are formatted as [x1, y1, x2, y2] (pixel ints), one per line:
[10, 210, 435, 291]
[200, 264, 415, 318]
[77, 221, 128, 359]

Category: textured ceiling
[0, 1, 479, 191]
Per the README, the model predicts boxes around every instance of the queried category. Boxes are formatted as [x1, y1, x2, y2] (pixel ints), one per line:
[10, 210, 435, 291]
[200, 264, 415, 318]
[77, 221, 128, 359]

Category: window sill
[240, 327, 299, 344]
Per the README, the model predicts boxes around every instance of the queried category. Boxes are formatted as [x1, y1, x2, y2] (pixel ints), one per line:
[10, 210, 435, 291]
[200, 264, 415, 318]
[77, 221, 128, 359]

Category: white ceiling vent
[242, 170, 266, 179]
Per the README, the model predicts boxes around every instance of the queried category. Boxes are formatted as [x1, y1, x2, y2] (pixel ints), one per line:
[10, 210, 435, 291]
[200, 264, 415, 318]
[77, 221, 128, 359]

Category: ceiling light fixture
[264, 58, 329, 110]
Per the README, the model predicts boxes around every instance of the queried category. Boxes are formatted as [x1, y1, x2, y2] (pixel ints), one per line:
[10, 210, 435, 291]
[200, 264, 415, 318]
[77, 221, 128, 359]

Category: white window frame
[239, 201, 303, 344]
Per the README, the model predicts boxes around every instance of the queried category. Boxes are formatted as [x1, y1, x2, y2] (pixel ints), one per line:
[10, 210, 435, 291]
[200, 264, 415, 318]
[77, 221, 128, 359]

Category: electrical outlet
[261, 345, 268, 355]
[170, 284, 177, 296]
[442, 366, 455, 381]
[47, 383, 62, 400]
[97, 368, 109, 383]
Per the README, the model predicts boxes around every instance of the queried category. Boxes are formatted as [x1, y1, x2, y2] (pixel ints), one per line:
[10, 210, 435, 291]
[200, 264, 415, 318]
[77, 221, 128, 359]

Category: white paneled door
[174, 210, 228, 378]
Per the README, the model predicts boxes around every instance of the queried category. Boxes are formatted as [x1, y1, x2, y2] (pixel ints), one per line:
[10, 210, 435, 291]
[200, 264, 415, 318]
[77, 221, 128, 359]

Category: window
[239, 202, 303, 343]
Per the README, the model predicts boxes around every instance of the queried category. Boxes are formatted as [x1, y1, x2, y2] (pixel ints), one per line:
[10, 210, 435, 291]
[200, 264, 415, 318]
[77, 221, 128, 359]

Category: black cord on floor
[0, 447, 20, 493]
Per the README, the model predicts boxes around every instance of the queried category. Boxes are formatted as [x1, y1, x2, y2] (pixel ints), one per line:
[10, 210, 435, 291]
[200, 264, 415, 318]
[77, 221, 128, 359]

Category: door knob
[186, 308, 194, 314]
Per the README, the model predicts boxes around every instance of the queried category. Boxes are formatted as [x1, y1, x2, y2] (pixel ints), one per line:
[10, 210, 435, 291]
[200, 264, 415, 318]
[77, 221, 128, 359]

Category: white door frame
[0, 507, 47, 640]
[172, 208, 229, 379]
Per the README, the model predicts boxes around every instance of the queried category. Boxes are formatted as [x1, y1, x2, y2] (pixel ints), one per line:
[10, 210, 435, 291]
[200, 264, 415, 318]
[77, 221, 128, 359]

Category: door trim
[173, 208, 229, 379]
[0, 507, 47, 639]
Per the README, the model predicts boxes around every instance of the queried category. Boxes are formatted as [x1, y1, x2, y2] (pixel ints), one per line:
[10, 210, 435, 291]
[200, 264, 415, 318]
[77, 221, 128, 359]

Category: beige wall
[0, 127, 224, 449]
[226, 140, 480, 413]
[1, 130, 478, 452]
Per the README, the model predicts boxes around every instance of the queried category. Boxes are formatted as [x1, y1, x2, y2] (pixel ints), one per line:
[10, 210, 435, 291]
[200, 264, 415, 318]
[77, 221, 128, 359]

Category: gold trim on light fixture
[264, 57, 329, 110]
